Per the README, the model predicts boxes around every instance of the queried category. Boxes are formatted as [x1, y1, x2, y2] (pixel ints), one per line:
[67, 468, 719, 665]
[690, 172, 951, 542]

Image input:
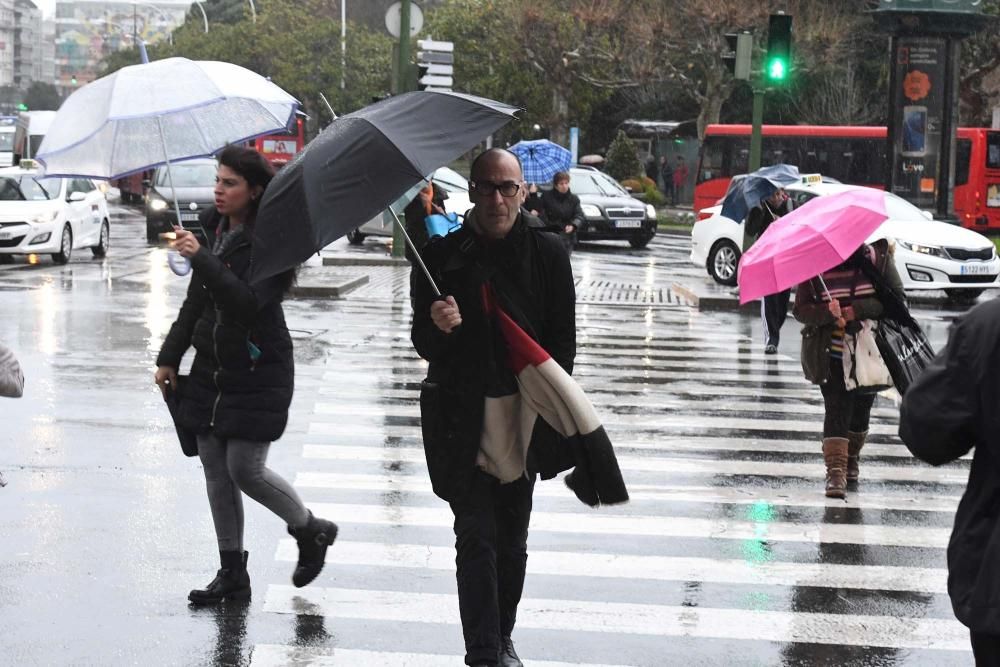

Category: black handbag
[858, 255, 935, 394]
[164, 375, 198, 457]
[873, 316, 935, 394]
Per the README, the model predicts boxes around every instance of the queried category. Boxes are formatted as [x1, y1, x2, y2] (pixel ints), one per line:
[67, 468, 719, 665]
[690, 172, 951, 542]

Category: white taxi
[691, 181, 1000, 300]
[0, 161, 110, 264]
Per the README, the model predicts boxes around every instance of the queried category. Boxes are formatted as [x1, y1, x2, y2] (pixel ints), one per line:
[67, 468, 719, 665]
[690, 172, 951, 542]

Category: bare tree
[793, 60, 881, 125]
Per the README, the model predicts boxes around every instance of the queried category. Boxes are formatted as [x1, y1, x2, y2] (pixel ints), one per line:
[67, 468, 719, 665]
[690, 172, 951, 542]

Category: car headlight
[581, 204, 602, 218]
[148, 196, 168, 212]
[29, 210, 59, 225]
[645, 204, 657, 219]
[898, 240, 944, 257]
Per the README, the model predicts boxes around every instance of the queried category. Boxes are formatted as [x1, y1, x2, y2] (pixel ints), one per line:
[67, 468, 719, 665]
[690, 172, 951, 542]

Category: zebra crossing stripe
[250, 644, 625, 667]
[273, 539, 948, 594]
[302, 444, 969, 486]
[261, 585, 968, 651]
[293, 471, 961, 514]
[302, 501, 952, 548]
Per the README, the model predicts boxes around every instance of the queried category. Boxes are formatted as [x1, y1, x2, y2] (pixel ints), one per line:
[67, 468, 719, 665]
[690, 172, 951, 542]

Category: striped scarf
[809, 251, 877, 360]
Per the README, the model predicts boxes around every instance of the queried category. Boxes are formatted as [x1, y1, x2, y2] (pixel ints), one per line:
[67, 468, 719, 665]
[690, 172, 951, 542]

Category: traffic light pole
[749, 88, 764, 172]
[392, 0, 413, 258]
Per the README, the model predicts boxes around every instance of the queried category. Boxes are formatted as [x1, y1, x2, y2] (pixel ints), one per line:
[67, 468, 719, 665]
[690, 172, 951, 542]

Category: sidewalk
[289, 237, 407, 298]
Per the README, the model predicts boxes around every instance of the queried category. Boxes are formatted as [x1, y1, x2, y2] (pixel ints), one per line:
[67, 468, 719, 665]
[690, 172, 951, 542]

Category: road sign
[385, 1, 423, 38]
[416, 38, 454, 92]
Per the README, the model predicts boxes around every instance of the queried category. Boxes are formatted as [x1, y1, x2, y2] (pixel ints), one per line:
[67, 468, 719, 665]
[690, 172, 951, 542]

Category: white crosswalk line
[302, 443, 969, 485]
[251, 644, 627, 667]
[304, 501, 952, 548]
[294, 471, 962, 513]
[274, 539, 948, 594]
[262, 585, 968, 651]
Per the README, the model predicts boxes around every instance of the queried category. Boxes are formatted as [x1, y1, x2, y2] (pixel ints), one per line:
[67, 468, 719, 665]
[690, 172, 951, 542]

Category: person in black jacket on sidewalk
[539, 170, 584, 255]
[155, 145, 336, 605]
[900, 298, 1000, 664]
[412, 149, 576, 667]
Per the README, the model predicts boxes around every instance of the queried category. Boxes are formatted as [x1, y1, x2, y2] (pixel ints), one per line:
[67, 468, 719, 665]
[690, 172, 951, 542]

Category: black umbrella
[249, 91, 519, 283]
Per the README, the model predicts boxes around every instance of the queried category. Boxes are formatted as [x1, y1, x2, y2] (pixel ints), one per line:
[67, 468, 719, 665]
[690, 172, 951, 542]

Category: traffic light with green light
[70, 75, 77, 85]
[16, 103, 28, 111]
[765, 13, 792, 85]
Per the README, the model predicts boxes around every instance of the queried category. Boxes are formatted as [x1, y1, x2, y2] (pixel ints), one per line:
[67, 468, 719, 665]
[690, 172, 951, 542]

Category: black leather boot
[499, 636, 523, 667]
[288, 511, 338, 588]
[188, 550, 250, 605]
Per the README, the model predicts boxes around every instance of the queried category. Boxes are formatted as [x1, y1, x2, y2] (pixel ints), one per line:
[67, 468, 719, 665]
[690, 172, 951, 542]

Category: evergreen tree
[604, 130, 643, 183]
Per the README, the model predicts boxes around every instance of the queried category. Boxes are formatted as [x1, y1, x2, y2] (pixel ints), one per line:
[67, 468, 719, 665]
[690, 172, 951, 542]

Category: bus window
[955, 138, 971, 186]
[987, 132, 1000, 170]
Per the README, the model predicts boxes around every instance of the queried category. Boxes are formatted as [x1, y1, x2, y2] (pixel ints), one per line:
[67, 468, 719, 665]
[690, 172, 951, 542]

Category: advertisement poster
[892, 37, 947, 208]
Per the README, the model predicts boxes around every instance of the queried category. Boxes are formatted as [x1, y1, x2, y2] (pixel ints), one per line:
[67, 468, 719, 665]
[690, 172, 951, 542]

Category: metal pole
[749, 88, 764, 172]
[391, 0, 412, 258]
[340, 0, 346, 90]
[192, 1, 209, 33]
[246, 0, 256, 24]
[318, 92, 336, 120]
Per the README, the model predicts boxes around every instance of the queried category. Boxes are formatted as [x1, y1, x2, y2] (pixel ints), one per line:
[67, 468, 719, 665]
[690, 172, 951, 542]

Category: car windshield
[0, 175, 60, 201]
[568, 172, 629, 196]
[884, 191, 933, 222]
[0, 132, 13, 152]
[430, 167, 468, 193]
[156, 162, 217, 187]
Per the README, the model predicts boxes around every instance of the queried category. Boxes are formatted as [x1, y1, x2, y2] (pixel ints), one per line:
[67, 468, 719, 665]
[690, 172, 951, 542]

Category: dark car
[145, 158, 217, 243]
[562, 166, 657, 249]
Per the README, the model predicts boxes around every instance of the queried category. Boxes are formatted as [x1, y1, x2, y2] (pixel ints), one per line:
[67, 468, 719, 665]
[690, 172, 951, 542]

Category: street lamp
[190, 1, 210, 33]
[246, 0, 256, 24]
[133, 2, 175, 46]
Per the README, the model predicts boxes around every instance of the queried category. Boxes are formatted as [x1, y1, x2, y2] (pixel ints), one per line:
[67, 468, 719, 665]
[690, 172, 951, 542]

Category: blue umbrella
[720, 163, 801, 223]
[509, 139, 572, 184]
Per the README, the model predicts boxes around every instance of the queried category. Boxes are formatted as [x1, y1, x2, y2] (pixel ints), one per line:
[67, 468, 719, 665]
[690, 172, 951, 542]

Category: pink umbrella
[737, 188, 889, 304]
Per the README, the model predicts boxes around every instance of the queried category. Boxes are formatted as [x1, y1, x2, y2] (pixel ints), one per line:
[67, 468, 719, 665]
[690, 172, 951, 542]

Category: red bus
[695, 124, 1000, 230]
[251, 115, 305, 168]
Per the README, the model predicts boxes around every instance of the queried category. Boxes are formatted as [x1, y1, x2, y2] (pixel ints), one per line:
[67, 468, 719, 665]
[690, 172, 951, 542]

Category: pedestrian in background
[659, 155, 673, 202]
[155, 145, 337, 605]
[672, 155, 689, 205]
[0, 339, 24, 488]
[746, 189, 791, 354]
[644, 154, 660, 190]
[522, 182, 543, 217]
[900, 298, 1000, 664]
[412, 148, 576, 667]
[539, 170, 584, 255]
[403, 179, 448, 265]
[793, 242, 901, 498]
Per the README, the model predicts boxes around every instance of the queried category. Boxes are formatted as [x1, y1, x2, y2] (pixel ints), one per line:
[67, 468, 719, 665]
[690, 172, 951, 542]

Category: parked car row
[346, 164, 658, 250]
[691, 179, 1000, 300]
[0, 162, 110, 264]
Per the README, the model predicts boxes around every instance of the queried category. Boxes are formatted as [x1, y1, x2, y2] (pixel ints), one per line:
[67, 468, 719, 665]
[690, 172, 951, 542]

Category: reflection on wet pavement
[0, 214, 980, 665]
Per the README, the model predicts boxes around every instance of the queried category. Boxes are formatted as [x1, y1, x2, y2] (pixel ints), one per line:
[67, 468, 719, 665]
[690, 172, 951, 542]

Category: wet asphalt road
[0, 202, 981, 666]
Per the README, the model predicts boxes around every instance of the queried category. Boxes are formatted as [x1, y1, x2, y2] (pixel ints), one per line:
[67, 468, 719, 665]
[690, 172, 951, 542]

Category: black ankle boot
[288, 511, 338, 588]
[499, 636, 523, 667]
[188, 550, 251, 605]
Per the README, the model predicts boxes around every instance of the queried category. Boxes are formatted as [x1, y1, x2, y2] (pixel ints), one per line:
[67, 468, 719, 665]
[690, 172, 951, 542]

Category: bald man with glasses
[411, 148, 576, 667]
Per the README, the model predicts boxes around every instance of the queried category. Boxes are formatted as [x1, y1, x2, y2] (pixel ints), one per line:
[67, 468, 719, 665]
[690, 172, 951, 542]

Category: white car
[0, 162, 110, 264]
[346, 166, 472, 245]
[691, 182, 1000, 300]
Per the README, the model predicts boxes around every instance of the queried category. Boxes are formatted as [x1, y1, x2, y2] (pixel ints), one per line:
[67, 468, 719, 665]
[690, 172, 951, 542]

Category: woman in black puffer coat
[540, 170, 584, 255]
[155, 146, 336, 605]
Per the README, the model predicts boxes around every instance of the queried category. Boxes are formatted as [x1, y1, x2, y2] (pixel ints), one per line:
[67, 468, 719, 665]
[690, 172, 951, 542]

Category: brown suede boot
[822, 437, 849, 499]
[847, 430, 868, 482]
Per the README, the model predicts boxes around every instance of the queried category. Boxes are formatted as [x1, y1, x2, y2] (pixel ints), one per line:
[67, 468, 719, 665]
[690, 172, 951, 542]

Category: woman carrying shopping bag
[793, 240, 904, 498]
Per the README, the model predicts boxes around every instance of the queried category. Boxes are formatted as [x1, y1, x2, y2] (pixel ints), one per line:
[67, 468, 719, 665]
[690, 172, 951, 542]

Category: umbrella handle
[816, 274, 834, 302]
[387, 206, 441, 298]
[157, 117, 191, 277]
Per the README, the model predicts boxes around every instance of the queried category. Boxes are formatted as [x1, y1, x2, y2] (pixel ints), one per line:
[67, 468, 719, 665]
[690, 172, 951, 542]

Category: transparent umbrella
[35, 56, 298, 273]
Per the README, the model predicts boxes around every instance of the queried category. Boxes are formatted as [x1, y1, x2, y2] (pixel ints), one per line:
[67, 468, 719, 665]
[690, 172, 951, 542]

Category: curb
[671, 282, 758, 312]
[290, 274, 369, 298]
[322, 255, 409, 267]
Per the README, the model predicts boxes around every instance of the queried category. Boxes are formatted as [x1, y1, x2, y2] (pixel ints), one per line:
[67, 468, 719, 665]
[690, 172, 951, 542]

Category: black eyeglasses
[470, 180, 521, 198]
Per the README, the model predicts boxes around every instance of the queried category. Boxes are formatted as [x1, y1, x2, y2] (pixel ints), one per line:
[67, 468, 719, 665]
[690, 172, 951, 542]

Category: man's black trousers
[761, 289, 791, 346]
[449, 469, 536, 666]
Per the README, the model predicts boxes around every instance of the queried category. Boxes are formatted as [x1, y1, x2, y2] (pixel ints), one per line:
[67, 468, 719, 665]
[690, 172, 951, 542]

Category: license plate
[614, 219, 642, 229]
[0, 231, 10, 240]
[179, 212, 199, 222]
[960, 263, 993, 275]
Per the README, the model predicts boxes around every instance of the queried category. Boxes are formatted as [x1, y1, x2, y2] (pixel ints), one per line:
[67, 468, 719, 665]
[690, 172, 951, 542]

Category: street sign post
[417, 39, 454, 92]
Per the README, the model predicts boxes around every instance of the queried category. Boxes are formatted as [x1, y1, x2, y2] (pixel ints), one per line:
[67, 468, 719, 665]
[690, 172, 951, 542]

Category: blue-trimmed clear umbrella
[509, 139, 573, 184]
[35, 55, 298, 274]
[720, 163, 801, 223]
